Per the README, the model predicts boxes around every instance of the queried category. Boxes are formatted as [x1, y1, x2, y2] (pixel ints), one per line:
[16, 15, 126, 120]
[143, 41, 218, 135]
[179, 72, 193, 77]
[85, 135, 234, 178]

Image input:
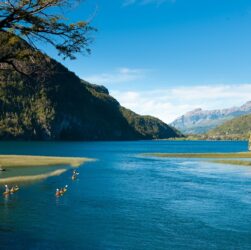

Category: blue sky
[47, 0, 251, 123]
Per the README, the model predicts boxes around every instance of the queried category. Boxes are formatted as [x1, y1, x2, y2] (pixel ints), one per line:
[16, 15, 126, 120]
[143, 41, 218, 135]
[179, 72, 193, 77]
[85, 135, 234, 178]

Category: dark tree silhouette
[0, 0, 95, 75]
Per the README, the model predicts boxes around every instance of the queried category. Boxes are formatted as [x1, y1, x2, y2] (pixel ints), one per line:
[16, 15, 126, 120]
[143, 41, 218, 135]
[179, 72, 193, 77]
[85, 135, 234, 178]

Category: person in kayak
[63, 185, 68, 193]
[3, 185, 10, 195]
[5, 185, 9, 193]
[59, 187, 65, 195]
[10, 185, 19, 193]
[55, 188, 61, 197]
[72, 170, 79, 180]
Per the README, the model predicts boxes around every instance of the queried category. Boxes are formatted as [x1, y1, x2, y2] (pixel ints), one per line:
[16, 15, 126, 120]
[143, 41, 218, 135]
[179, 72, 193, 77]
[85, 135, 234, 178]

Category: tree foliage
[0, 0, 95, 74]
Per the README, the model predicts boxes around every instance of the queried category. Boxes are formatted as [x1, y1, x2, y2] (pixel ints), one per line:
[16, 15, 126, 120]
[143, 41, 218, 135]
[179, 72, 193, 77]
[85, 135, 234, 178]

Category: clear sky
[47, 0, 251, 123]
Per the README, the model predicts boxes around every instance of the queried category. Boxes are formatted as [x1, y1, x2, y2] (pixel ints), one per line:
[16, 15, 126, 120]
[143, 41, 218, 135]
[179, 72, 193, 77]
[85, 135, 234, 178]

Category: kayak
[72, 175, 77, 180]
[3, 191, 10, 196]
[56, 185, 68, 197]
[59, 189, 67, 195]
[10, 187, 19, 193]
[55, 192, 61, 197]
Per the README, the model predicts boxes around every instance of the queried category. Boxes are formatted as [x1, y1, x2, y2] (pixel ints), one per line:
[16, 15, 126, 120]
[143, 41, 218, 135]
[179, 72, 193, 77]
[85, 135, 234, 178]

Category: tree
[0, 0, 95, 75]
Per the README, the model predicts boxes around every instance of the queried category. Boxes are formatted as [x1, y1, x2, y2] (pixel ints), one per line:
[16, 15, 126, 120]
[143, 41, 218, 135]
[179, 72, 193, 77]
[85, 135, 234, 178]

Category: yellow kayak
[62, 186, 68, 193]
[3, 191, 10, 196]
[72, 175, 77, 180]
[10, 187, 19, 193]
[59, 189, 67, 195]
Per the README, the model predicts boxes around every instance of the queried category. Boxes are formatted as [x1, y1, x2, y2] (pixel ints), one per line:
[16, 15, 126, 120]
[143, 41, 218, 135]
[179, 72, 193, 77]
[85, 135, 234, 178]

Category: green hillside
[120, 107, 182, 139]
[207, 114, 251, 140]
[0, 32, 181, 140]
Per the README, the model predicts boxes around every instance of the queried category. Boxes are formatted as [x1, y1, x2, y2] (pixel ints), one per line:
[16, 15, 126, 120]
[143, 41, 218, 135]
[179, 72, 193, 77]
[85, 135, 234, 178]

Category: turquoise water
[0, 141, 251, 250]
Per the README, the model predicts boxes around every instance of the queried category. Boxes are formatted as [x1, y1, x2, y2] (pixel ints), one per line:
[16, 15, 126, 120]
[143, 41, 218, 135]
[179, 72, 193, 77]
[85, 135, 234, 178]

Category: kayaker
[11, 185, 19, 193]
[3, 185, 10, 195]
[5, 185, 9, 193]
[72, 170, 79, 180]
[55, 188, 60, 197]
[63, 185, 68, 193]
[73, 169, 79, 175]
[59, 188, 64, 195]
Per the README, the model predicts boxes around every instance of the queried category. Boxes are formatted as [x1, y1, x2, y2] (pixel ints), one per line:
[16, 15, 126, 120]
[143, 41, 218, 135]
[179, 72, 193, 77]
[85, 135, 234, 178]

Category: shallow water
[0, 141, 250, 250]
[0, 165, 66, 179]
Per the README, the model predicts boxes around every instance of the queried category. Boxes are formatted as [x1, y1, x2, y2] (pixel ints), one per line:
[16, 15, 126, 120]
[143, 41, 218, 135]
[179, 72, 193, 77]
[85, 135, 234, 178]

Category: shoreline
[211, 160, 251, 167]
[143, 152, 251, 167]
[0, 169, 67, 184]
[144, 152, 251, 158]
[0, 155, 94, 184]
[155, 139, 248, 142]
[0, 155, 93, 168]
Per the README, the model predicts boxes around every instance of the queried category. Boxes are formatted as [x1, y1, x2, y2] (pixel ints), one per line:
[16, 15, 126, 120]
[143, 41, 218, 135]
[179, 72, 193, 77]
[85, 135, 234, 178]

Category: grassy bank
[212, 160, 251, 166]
[0, 155, 93, 185]
[144, 152, 251, 167]
[0, 155, 92, 168]
[145, 152, 251, 158]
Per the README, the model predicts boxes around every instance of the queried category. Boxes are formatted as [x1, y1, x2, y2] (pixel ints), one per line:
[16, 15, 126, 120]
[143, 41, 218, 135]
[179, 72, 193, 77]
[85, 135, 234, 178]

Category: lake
[0, 141, 251, 250]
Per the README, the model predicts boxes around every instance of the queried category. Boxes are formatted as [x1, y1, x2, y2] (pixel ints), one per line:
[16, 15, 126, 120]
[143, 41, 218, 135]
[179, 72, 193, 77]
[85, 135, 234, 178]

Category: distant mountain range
[170, 101, 251, 134]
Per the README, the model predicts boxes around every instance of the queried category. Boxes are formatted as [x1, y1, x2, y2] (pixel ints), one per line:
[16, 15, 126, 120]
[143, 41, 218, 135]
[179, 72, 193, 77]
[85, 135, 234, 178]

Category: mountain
[207, 114, 251, 140]
[120, 107, 181, 139]
[0, 33, 181, 140]
[170, 101, 251, 134]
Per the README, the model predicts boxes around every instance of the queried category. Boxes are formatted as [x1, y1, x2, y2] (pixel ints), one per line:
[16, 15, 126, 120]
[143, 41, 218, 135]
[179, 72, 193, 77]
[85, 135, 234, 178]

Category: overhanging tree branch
[0, 0, 96, 75]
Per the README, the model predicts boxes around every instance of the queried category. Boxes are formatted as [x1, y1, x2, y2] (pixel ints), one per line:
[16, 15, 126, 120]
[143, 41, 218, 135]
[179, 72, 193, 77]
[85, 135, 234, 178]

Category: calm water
[0, 141, 251, 250]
